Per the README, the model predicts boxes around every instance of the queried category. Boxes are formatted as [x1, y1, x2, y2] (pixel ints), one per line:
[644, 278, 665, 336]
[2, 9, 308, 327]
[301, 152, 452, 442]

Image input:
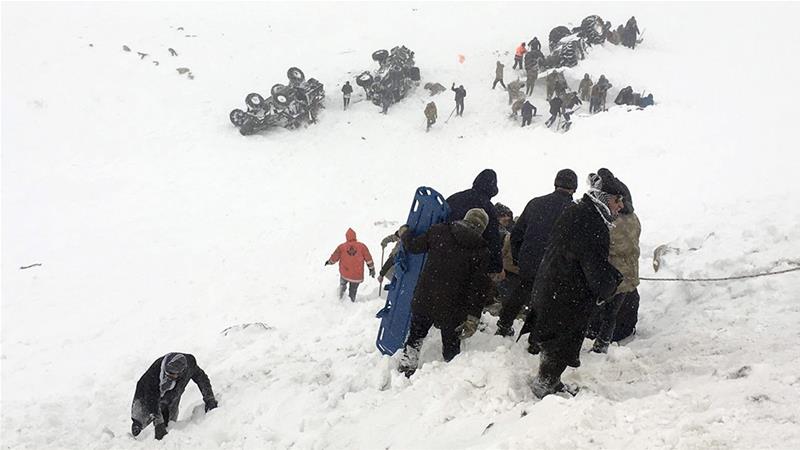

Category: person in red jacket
[513, 42, 527, 70]
[325, 228, 375, 302]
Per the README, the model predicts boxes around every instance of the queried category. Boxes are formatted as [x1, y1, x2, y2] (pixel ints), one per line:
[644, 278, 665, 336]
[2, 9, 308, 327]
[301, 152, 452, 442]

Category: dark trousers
[595, 292, 629, 343]
[343, 96, 350, 110]
[545, 113, 559, 127]
[521, 115, 532, 127]
[455, 100, 464, 116]
[426, 118, 436, 131]
[492, 78, 506, 89]
[338, 277, 360, 302]
[513, 57, 522, 70]
[405, 312, 461, 362]
[498, 275, 534, 329]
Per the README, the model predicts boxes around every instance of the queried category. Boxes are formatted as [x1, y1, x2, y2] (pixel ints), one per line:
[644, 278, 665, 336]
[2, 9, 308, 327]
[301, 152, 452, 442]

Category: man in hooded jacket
[446, 169, 503, 277]
[495, 169, 577, 337]
[519, 173, 625, 398]
[397, 208, 493, 377]
[326, 228, 375, 302]
[131, 353, 217, 440]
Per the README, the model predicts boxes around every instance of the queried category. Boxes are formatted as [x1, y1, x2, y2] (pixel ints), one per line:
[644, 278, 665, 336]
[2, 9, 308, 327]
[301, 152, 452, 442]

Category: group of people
[606, 16, 642, 49]
[336, 16, 644, 132]
[324, 168, 641, 398]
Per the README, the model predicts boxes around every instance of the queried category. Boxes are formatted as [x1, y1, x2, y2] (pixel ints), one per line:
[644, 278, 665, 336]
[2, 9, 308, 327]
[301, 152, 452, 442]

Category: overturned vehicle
[354, 46, 420, 110]
[543, 29, 587, 70]
[542, 15, 607, 70]
[229, 67, 324, 135]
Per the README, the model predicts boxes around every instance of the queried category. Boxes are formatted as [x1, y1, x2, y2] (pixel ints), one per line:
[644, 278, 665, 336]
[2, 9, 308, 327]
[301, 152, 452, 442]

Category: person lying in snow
[397, 208, 493, 377]
[131, 353, 217, 440]
[325, 228, 375, 302]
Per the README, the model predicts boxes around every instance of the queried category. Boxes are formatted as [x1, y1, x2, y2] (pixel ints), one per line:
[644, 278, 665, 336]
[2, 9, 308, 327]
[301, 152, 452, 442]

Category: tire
[245, 93, 265, 109]
[271, 83, 287, 98]
[273, 92, 290, 107]
[372, 49, 389, 62]
[355, 72, 373, 87]
[407, 66, 420, 81]
[549, 26, 571, 50]
[287, 67, 305, 83]
[239, 118, 255, 135]
[229, 109, 247, 127]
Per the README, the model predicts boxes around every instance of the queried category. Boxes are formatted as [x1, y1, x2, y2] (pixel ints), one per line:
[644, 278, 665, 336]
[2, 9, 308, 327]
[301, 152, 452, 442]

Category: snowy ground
[3, 2, 800, 449]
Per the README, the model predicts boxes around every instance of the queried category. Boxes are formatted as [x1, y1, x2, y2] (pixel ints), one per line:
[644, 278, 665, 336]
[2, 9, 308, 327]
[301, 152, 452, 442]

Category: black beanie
[554, 169, 578, 190]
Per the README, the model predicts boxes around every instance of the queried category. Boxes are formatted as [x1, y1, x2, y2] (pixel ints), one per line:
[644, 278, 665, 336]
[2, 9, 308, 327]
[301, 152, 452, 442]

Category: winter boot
[398, 346, 420, 378]
[495, 323, 515, 338]
[531, 375, 561, 399]
[591, 338, 610, 354]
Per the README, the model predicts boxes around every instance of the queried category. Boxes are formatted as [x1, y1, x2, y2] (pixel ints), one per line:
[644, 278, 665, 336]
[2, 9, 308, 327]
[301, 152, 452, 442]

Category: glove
[369, 268, 376, 278]
[154, 423, 168, 440]
[397, 225, 409, 237]
[204, 398, 218, 412]
[455, 315, 480, 340]
[377, 275, 384, 283]
[131, 419, 142, 437]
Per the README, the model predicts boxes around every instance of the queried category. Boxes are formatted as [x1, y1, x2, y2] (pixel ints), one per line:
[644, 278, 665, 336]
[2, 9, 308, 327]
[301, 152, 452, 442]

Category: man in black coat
[495, 169, 577, 337]
[520, 174, 625, 398]
[397, 208, 493, 377]
[341, 81, 353, 110]
[131, 353, 217, 440]
[446, 169, 503, 277]
[544, 96, 563, 128]
[451, 83, 466, 116]
[520, 100, 537, 127]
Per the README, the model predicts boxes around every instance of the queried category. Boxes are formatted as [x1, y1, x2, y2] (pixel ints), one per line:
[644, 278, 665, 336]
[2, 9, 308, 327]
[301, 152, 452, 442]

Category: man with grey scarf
[131, 352, 217, 440]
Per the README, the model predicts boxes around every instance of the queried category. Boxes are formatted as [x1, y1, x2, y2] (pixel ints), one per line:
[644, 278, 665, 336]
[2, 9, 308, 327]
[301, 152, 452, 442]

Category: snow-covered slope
[2, 3, 800, 449]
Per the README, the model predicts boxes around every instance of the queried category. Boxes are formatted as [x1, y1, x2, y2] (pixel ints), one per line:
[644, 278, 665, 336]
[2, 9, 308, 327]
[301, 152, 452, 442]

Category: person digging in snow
[520, 100, 537, 127]
[397, 208, 493, 377]
[544, 95, 563, 128]
[519, 173, 624, 399]
[130, 353, 217, 440]
[325, 228, 375, 302]
[451, 83, 466, 117]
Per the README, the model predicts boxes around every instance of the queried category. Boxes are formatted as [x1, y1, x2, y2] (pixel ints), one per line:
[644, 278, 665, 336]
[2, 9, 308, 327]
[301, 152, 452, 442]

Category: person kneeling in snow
[397, 208, 493, 377]
[131, 353, 217, 440]
[325, 228, 375, 302]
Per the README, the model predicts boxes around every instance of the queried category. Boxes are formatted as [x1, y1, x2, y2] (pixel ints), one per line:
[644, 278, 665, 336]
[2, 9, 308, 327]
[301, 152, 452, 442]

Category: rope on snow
[641, 265, 800, 282]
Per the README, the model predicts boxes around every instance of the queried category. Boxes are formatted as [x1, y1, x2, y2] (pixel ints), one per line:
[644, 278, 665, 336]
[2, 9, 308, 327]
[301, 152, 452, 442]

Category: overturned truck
[542, 15, 608, 70]
[229, 67, 325, 135]
[354, 46, 420, 111]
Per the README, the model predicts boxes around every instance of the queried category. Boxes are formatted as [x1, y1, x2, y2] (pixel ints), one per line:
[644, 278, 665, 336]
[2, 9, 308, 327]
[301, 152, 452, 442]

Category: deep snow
[2, 2, 800, 449]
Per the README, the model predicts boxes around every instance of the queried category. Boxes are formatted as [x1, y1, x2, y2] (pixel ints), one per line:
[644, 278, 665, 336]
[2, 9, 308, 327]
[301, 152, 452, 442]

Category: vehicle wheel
[271, 83, 287, 97]
[239, 118, 255, 135]
[273, 92, 290, 107]
[407, 66, 420, 81]
[229, 109, 247, 127]
[287, 67, 305, 83]
[355, 72, 373, 87]
[245, 93, 265, 109]
[372, 49, 389, 62]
